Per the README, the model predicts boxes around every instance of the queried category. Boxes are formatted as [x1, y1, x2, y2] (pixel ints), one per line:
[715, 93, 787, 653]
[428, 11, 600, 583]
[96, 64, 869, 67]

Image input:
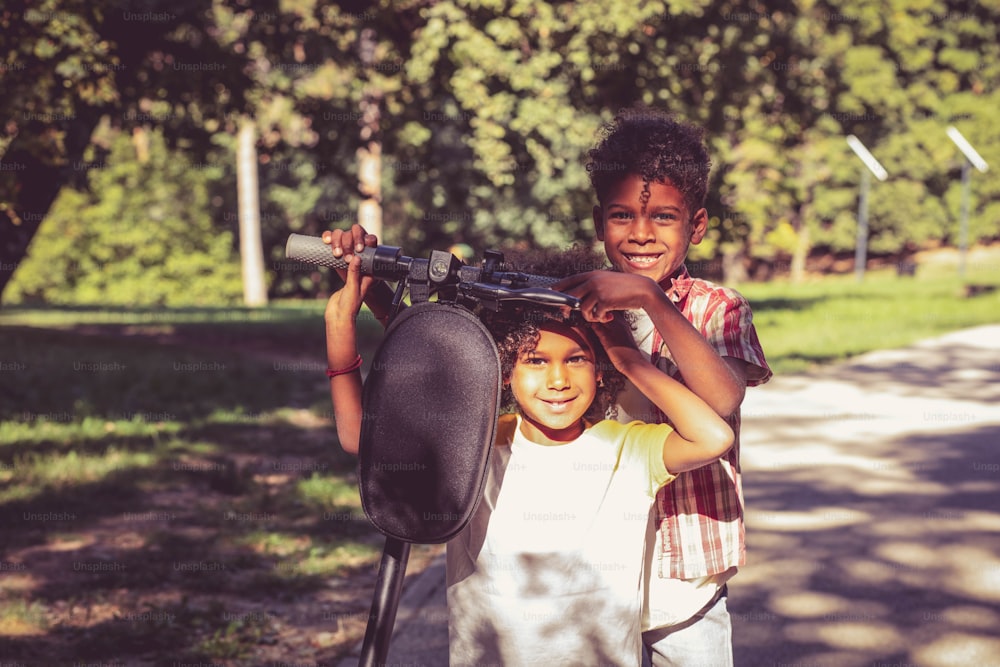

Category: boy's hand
[323, 224, 378, 283]
[592, 314, 642, 372]
[553, 271, 660, 323]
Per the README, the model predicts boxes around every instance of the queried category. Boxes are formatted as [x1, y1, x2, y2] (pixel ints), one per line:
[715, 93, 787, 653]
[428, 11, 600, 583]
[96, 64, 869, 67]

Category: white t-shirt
[447, 414, 674, 666]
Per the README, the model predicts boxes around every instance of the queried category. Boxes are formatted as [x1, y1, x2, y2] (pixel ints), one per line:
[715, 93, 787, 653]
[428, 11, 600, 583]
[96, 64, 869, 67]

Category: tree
[5, 0, 998, 302]
[0, 0, 337, 302]
[751, 0, 1000, 275]
[5, 128, 242, 306]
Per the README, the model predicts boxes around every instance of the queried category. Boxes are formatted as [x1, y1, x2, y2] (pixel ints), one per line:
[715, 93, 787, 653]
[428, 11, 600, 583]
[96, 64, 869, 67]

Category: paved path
[338, 325, 1000, 667]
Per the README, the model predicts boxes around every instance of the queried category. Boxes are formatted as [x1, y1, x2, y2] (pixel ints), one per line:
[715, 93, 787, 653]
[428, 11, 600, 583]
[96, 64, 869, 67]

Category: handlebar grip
[285, 233, 350, 271]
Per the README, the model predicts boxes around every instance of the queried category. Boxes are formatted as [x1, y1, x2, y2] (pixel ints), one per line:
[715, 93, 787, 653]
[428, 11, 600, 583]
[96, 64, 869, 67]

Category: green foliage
[2, 0, 999, 297]
[6, 130, 243, 306]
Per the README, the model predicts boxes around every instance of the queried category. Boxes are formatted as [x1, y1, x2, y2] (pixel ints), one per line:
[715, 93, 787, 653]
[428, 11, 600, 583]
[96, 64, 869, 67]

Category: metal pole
[359, 536, 411, 667]
[958, 158, 971, 279]
[945, 126, 989, 278]
[855, 168, 871, 283]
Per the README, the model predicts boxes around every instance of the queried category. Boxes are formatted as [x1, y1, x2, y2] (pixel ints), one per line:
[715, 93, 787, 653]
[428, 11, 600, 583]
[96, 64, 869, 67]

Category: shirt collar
[664, 264, 694, 303]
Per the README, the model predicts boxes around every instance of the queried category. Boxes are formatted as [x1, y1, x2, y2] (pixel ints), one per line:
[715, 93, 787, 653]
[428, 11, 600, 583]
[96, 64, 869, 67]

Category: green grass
[0, 300, 326, 328]
[0, 302, 385, 420]
[740, 260, 1000, 374]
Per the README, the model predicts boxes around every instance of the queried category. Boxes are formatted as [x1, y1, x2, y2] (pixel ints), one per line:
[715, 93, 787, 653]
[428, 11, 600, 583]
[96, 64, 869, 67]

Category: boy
[554, 106, 771, 666]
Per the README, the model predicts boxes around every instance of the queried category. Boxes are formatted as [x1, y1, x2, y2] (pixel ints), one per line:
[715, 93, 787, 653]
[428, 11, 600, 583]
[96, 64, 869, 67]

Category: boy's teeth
[627, 255, 657, 264]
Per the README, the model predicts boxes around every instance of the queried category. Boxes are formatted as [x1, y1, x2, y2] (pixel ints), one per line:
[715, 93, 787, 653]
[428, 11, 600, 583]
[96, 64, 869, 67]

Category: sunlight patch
[839, 557, 919, 585]
[728, 557, 816, 588]
[948, 546, 1000, 603]
[813, 621, 903, 651]
[747, 506, 869, 531]
[935, 604, 1000, 629]
[769, 591, 844, 618]
[914, 632, 1000, 667]
[874, 541, 939, 569]
[0, 599, 48, 636]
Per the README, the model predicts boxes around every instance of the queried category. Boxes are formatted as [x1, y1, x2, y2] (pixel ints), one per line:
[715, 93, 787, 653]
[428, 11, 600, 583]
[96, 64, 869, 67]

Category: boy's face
[508, 323, 599, 446]
[594, 173, 708, 287]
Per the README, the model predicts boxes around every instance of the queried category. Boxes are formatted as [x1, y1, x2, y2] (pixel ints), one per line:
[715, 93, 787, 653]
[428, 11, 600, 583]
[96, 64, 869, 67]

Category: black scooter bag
[358, 301, 501, 544]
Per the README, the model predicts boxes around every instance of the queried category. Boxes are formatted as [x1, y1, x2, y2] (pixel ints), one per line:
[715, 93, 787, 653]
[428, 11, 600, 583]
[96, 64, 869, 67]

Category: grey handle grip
[285, 233, 350, 270]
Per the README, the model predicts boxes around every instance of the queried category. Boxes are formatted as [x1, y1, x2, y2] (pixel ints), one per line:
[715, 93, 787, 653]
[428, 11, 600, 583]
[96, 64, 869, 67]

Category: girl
[325, 251, 733, 666]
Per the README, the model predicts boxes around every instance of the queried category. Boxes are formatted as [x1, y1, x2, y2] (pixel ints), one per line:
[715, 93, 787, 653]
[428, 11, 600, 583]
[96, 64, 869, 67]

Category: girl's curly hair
[587, 105, 711, 217]
[478, 245, 626, 423]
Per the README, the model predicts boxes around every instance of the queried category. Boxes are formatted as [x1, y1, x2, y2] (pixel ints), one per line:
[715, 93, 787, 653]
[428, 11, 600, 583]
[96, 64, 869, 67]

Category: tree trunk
[236, 119, 268, 307]
[357, 27, 383, 241]
[790, 220, 810, 284]
[721, 244, 749, 285]
[132, 126, 150, 164]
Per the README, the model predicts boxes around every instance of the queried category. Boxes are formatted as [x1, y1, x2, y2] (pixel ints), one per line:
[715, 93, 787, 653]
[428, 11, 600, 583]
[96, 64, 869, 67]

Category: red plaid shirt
[646, 265, 770, 579]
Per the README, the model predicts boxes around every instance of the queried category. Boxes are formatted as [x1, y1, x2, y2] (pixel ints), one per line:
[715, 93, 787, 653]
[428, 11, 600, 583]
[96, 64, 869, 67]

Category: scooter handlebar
[285, 233, 572, 294]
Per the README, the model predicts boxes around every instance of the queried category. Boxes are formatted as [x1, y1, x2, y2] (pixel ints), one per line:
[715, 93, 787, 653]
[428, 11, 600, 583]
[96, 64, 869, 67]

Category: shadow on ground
[731, 326, 1000, 667]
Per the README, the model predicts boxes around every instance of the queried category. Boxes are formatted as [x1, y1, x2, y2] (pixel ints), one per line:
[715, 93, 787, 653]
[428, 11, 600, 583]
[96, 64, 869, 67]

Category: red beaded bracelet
[326, 354, 363, 378]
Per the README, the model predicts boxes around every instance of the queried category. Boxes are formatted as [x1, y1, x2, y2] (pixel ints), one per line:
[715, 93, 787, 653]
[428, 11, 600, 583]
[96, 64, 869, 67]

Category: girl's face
[508, 322, 599, 446]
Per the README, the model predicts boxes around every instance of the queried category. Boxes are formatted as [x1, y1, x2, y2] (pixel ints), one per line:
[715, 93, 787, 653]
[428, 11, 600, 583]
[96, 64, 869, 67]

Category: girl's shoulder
[495, 413, 518, 447]
[586, 419, 672, 444]
[584, 418, 633, 437]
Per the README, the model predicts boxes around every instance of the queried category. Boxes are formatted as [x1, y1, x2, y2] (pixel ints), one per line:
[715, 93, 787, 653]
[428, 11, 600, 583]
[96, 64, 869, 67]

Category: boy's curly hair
[479, 245, 626, 423]
[587, 105, 711, 217]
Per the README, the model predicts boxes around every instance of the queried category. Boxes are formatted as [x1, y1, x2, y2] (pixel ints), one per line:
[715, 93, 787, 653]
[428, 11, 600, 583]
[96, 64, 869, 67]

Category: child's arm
[595, 317, 734, 472]
[324, 255, 373, 455]
[555, 271, 745, 417]
[641, 277, 748, 415]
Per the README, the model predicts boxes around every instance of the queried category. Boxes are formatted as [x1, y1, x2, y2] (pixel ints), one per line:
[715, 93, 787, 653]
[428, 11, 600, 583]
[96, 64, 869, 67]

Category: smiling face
[507, 322, 599, 446]
[594, 173, 708, 287]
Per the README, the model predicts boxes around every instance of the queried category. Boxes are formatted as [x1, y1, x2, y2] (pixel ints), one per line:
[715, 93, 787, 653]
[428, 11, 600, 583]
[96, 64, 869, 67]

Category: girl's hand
[323, 225, 396, 328]
[323, 255, 375, 330]
[323, 225, 379, 283]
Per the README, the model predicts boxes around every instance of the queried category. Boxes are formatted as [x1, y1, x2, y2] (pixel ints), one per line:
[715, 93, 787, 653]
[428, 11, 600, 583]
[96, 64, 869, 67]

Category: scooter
[285, 234, 581, 666]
